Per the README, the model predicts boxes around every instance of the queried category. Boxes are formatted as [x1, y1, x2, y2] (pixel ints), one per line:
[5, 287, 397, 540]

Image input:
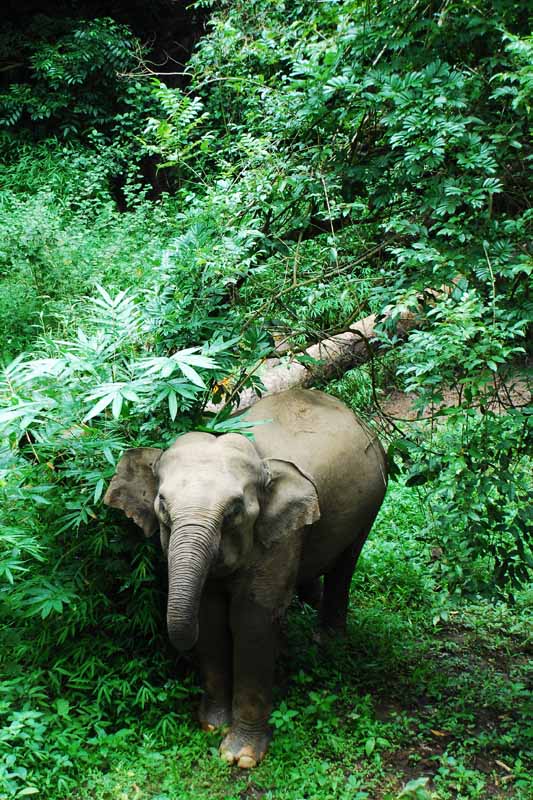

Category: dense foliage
[0, 1, 531, 797]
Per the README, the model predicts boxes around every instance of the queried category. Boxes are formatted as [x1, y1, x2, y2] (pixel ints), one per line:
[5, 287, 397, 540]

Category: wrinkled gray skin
[104, 388, 387, 768]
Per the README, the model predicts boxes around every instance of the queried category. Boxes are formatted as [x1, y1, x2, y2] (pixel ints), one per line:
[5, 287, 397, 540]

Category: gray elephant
[104, 388, 387, 768]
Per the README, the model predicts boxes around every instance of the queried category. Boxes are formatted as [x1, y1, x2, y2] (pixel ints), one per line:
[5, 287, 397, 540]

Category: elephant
[104, 387, 387, 768]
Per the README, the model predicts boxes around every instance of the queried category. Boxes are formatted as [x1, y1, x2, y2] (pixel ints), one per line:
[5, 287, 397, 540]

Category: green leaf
[365, 737, 375, 756]
[398, 776, 431, 798]
[93, 478, 105, 504]
[121, 387, 140, 402]
[56, 698, 70, 717]
[112, 392, 123, 419]
[168, 390, 178, 420]
[103, 447, 115, 465]
[83, 393, 114, 422]
[177, 361, 206, 388]
[178, 353, 217, 369]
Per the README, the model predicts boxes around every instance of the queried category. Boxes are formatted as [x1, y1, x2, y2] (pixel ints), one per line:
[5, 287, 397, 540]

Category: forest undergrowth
[0, 1, 531, 798]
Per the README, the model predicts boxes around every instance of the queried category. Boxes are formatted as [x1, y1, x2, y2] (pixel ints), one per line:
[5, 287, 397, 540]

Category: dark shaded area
[0, 1, 209, 206]
[1, 0, 208, 85]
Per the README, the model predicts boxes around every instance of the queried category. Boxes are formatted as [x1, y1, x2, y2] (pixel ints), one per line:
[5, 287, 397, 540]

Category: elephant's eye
[157, 494, 170, 520]
[225, 498, 244, 520]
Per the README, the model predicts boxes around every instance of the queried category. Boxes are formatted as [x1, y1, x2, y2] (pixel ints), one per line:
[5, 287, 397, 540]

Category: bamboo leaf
[83, 393, 114, 421]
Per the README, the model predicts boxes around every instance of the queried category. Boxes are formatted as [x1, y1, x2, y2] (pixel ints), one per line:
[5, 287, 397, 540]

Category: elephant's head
[104, 433, 320, 652]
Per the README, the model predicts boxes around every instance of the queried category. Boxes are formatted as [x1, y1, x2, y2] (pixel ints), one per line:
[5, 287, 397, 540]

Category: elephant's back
[247, 387, 386, 512]
[247, 387, 365, 454]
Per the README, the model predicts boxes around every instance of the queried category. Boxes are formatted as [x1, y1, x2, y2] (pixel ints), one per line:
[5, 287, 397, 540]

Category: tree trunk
[207, 286, 446, 414]
[209, 311, 409, 414]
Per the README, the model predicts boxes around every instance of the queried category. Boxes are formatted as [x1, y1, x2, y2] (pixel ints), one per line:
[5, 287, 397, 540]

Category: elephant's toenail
[220, 751, 234, 764]
[238, 755, 257, 769]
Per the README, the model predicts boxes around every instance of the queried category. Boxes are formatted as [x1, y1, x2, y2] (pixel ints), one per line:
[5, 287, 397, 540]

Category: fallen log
[208, 312, 388, 414]
[209, 287, 445, 414]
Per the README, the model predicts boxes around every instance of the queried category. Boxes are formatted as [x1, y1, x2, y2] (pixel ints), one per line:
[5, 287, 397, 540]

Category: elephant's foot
[198, 694, 232, 732]
[297, 577, 323, 610]
[219, 724, 271, 769]
[312, 619, 348, 646]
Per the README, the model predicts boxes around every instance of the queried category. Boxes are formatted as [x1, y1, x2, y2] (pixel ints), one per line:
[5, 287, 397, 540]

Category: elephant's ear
[256, 458, 321, 547]
[103, 447, 162, 537]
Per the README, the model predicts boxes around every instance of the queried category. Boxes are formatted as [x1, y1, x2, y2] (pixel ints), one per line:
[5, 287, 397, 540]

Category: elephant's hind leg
[319, 530, 368, 633]
[297, 576, 323, 609]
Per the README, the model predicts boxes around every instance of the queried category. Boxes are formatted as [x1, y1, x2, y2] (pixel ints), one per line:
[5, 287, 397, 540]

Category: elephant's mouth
[211, 521, 254, 576]
[209, 557, 235, 578]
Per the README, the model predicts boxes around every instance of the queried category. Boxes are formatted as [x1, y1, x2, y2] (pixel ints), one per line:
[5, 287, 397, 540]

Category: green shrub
[0, 278, 268, 795]
[0, 181, 180, 359]
[0, 17, 140, 138]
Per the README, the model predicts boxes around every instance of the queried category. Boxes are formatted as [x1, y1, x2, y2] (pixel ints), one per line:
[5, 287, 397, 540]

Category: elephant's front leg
[219, 599, 276, 768]
[196, 584, 232, 731]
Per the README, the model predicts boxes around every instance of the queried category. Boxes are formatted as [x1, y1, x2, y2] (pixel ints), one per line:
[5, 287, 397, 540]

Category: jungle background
[0, 1, 531, 798]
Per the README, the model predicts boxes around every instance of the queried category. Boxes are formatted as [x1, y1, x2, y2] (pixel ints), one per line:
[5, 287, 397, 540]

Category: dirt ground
[379, 377, 531, 423]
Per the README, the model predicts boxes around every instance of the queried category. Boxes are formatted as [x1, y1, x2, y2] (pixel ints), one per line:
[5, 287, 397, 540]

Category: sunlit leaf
[83, 393, 114, 421]
[111, 392, 123, 419]
[176, 361, 206, 388]
[168, 390, 178, 420]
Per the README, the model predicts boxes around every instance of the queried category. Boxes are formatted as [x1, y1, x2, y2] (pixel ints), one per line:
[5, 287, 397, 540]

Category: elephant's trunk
[166, 513, 221, 652]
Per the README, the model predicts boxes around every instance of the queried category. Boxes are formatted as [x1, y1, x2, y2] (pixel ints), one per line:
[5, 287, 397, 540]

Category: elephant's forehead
[159, 433, 259, 475]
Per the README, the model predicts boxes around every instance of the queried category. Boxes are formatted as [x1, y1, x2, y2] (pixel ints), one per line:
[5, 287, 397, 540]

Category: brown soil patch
[380, 377, 530, 422]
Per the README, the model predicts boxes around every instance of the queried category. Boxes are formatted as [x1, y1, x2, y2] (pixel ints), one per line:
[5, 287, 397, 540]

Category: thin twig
[372, 0, 425, 67]
[243, 239, 393, 331]
[482, 242, 497, 327]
